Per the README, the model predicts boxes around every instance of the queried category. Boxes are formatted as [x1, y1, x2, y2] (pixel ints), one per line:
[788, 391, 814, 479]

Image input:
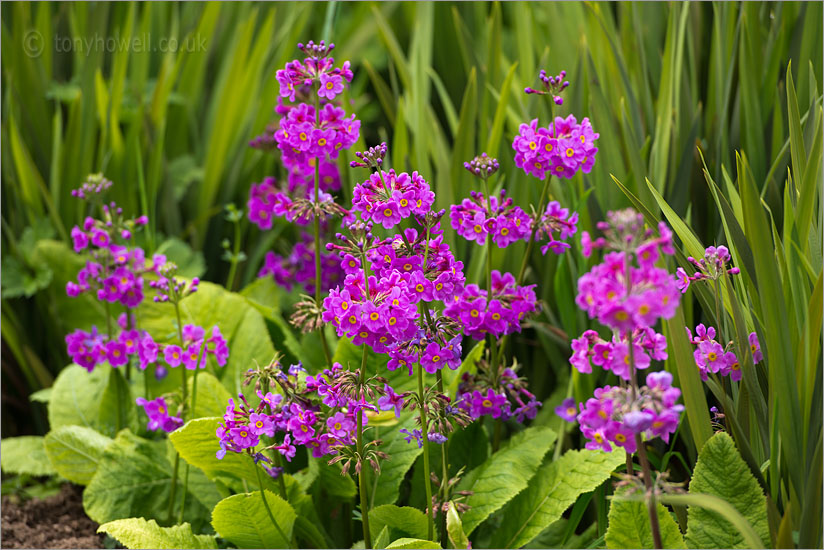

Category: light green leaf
[44, 426, 111, 485]
[97, 368, 139, 437]
[83, 430, 208, 528]
[685, 432, 769, 548]
[458, 426, 556, 534]
[386, 538, 442, 549]
[605, 487, 686, 549]
[370, 414, 424, 507]
[369, 505, 429, 541]
[491, 448, 625, 548]
[29, 387, 52, 403]
[168, 417, 281, 494]
[48, 365, 109, 433]
[212, 490, 296, 549]
[138, 281, 276, 397]
[0, 436, 55, 477]
[188, 371, 233, 419]
[98, 518, 217, 550]
[446, 503, 469, 550]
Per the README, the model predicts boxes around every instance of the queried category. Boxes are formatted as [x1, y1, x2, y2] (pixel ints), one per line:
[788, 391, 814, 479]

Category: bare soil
[1, 483, 104, 549]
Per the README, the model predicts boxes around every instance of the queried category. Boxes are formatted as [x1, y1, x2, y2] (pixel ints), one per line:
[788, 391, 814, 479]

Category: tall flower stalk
[567, 209, 685, 549]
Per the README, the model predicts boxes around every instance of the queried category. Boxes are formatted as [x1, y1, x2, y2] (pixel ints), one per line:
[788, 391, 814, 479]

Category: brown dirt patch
[1, 483, 104, 549]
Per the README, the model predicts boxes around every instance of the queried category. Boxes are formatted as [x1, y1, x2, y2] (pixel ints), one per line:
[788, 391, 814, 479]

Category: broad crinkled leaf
[369, 505, 429, 541]
[211, 490, 296, 549]
[98, 518, 217, 549]
[97, 368, 139, 437]
[44, 426, 111, 485]
[168, 417, 281, 495]
[137, 281, 276, 397]
[188, 371, 233, 419]
[457, 425, 556, 535]
[48, 365, 109, 433]
[83, 430, 208, 529]
[491, 448, 625, 548]
[0, 436, 56, 477]
[370, 414, 424, 506]
[685, 432, 769, 549]
[605, 487, 686, 549]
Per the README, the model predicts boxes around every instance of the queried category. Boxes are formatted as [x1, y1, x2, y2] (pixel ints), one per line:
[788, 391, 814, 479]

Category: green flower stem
[167, 300, 188, 524]
[226, 215, 242, 291]
[357, 251, 373, 550]
[436, 370, 449, 549]
[417, 361, 436, 542]
[313, 90, 332, 369]
[275, 453, 288, 500]
[254, 459, 291, 548]
[166, 453, 180, 525]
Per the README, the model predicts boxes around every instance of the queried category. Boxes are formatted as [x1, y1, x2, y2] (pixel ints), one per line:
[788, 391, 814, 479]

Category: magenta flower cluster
[570, 328, 668, 381]
[686, 324, 761, 382]
[136, 396, 183, 433]
[66, 322, 157, 373]
[676, 245, 741, 293]
[577, 371, 683, 453]
[161, 324, 229, 371]
[217, 362, 399, 465]
[577, 212, 680, 333]
[247, 174, 340, 230]
[449, 190, 531, 247]
[67, 207, 151, 308]
[513, 115, 599, 180]
[276, 40, 353, 102]
[455, 368, 541, 423]
[443, 270, 537, 341]
[351, 169, 435, 229]
[259, 232, 345, 294]
[535, 201, 579, 255]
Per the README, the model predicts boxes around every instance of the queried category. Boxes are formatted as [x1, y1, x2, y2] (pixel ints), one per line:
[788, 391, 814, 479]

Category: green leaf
[458, 426, 556, 534]
[211, 490, 296, 549]
[29, 387, 52, 403]
[316, 457, 357, 499]
[445, 340, 484, 398]
[0, 436, 56, 477]
[446, 503, 469, 550]
[83, 430, 208, 528]
[97, 367, 139, 437]
[369, 505, 429, 541]
[44, 426, 111, 485]
[491, 449, 625, 548]
[48, 365, 109, 433]
[138, 281, 276, 396]
[188, 371, 233, 419]
[98, 518, 217, 550]
[386, 538, 441, 549]
[685, 432, 769, 548]
[370, 414, 424, 506]
[168, 417, 281, 494]
[605, 487, 686, 549]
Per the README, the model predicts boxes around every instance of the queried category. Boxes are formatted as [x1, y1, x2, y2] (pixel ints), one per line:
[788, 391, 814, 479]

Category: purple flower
[377, 385, 405, 418]
[749, 332, 763, 363]
[555, 398, 578, 422]
[136, 397, 182, 433]
[400, 428, 423, 448]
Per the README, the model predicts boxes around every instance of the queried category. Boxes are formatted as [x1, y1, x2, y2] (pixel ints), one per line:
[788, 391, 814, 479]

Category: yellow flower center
[566, 148, 575, 157]
[482, 399, 492, 408]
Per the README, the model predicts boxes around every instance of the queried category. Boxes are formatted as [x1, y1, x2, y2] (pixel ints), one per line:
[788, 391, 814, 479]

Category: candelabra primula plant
[23, 43, 783, 550]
